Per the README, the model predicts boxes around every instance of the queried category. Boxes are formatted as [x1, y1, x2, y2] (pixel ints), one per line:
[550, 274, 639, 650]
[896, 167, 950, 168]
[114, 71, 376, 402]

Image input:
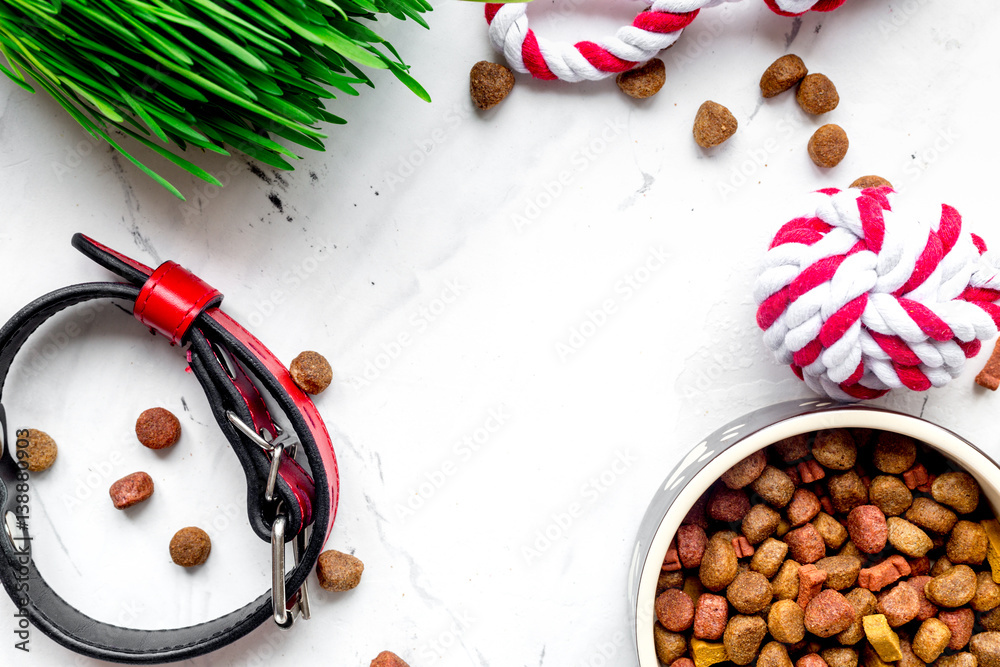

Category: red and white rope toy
[755, 187, 1000, 401]
[484, 0, 847, 83]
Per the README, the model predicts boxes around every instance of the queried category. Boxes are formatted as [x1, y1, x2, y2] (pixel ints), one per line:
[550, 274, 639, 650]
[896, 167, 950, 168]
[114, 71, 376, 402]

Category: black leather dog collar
[0, 234, 340, 663]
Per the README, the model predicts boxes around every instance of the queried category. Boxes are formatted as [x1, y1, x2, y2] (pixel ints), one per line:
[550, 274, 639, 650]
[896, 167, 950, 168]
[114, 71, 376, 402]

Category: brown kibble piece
[617, 58, 666, 99]
[19, 429, 58, 471]
[808, 124, 849, 168]
[786, 523, 827, 564]
[931, 557, 955, 577]
[838, 588, 878, 645]
[813, 429, 858, 470]
[805, 589, 856, 637]
[814, 512, 850, 550]
[290, 351, 333, 394]
[797, 73, 840, 114]
[658, 570, 685, 593]
[775, 434, 811, 462]
[870, 476, 914, 517]
[655, 625, 688, 664]
[976, 339, 1000, 390]
[694, 593, 729, 640]
[932, 473, 980, 515]
[828, 471, 869, 514]
[769, 598, 806, 643]
[169, 527, 211, 567]
[109, 472, 154, 509]
[744, 504, 782, 544]
[317, 550, 365, 591]
[728, 570, 773, 614]
[874, 433, 918, 474]
[878, 582, 921, 627]
[773, 559, 801, 600]
[684, 492, 710, 528]
[754, 466, 796, 508]
[709, 486, 751, 522]
[974, 571, 1000, 612]
[907, 498, 958, 535]
[947, 521, 988, 565]
[848, 505, 888, 554]
[657, 588, 696, 632]
[701, 535, 739, 591]
[370, 651, 410, 667]
[939, 608, 975, 650]
[850, 175, 893, 190]
[888, 517, 933, 557]
[970, 633, 1000, 667]
[816, 555, 861, 590]
[470, 61, 514, 111]
[984, 608, 1000, 631]
[937, 653, 977, 667]
[823, 648, 859, 667]
[724, 615, 768, 665]
[760, 641, 795, 667]
[752, 538, 789, 578]
[724, 450, 768, 489]
[693, 101, 738, 148]
[897, 635, 925, 667]
[761, 54, 808, 98]
[136, 408, 181, 449]
[913, 618, 953, 663]
[926, 564, 977, 607]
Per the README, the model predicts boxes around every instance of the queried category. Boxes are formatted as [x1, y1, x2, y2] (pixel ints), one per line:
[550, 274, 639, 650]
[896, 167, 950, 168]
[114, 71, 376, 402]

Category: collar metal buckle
[225, 411, 310, 629]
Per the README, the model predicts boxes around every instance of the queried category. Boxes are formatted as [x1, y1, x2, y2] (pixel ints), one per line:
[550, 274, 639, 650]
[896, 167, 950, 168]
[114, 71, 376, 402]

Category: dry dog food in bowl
[629, 400, 1000, 667]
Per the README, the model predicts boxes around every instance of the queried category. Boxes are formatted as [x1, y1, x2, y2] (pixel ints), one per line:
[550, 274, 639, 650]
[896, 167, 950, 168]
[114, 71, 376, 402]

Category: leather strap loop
[134, 261, 223, 344]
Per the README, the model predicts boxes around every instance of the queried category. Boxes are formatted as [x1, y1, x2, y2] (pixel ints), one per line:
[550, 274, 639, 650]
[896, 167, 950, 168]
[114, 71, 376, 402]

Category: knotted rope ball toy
[484, 0, 846, 83]
[754, 187, 1000, 401]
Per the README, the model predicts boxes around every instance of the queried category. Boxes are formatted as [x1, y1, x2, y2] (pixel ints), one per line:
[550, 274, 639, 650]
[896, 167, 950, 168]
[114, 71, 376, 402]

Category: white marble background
[1, 0, 999, 665]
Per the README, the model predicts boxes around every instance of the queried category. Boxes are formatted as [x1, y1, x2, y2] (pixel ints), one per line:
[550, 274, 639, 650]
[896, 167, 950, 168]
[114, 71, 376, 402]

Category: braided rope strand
[485, 0, 847, 83]
[755, 187, 1000, 401]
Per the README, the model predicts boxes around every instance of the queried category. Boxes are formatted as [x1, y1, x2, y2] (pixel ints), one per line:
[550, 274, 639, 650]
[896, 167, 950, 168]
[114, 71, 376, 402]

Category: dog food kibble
[828, 471, 869, 514]
[877, 582, 921, 626]
[760, 54, 808, 98]
[805, 589, 856, 637]
[317, 550, 365, 591]
[657, 589, 696, 632]
[797, 73, 840, 114]
[616, 58, 666, 99]
[691, 639, 727, 667]
[470, 61, 515, 111]
[169, 527, 211, 567]
[370, 651, 410, 667]
[948, 521, 989, 565]
[940, 607, 975, 650]
[971, 632, 1000, 667]
[724, 615, 768, 665]
[20, 429, 58, 471]
[906, 497, 958, 534]
[693, 101, 738, 148]
[933, 473, 981, 515]
[136, 408, 181, 449]
[655, 626, 689, 664]
[109, 472, 154, 509]
[813, 430, 858, 470]
[912, 618, 952, 663]
[850, 175, 893, 190]
[864, 615, 904, 661]
[808, 125, 849, 168]
[926, 564, 978, 607]
[723, 450, 768, 489]
[654, 428, 1000, 667]
[290, 351, 333, 395]
[887, 517, 933, 557]
[869, 476, 914, 517]
[974, 570, 1000, 612]
[693, 593, 729, 640]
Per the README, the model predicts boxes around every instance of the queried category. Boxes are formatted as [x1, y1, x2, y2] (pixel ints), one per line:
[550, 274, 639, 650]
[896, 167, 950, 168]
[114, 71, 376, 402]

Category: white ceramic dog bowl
[628, 398, 1000, 666]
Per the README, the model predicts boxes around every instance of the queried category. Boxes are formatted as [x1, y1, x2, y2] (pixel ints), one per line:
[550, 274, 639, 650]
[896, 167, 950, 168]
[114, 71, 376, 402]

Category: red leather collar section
[134, 261, 223, 345]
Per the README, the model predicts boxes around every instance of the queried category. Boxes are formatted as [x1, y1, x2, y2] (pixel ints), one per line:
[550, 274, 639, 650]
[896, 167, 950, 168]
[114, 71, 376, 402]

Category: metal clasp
[226, 411, 310, 629]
